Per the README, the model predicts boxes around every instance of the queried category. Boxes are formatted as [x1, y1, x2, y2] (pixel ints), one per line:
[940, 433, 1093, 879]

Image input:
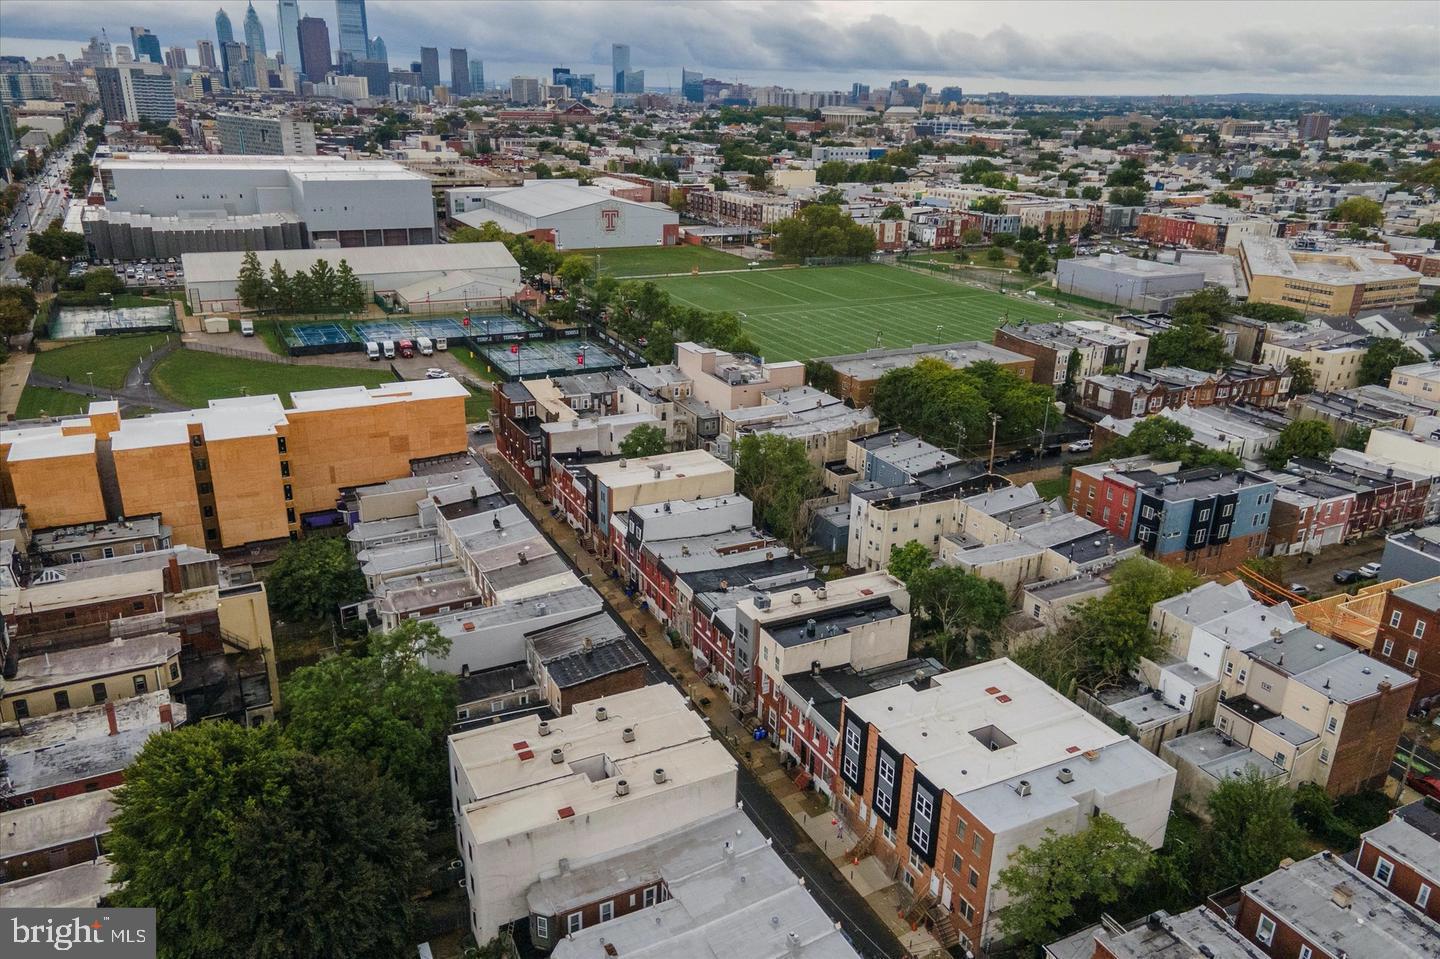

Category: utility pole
[986, 412, 1001, 473]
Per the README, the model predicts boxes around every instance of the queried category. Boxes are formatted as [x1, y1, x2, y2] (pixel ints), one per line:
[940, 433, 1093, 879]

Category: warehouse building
[89, 155, 436, 257]
[1054, 253, 1206, 311]
[448, 179, 679, 250]
[181, 242, 522, 313]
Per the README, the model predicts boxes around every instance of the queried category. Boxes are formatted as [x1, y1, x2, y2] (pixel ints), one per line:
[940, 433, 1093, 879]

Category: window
[286, 508, 296, 524]
[191, 434, 203, 447]
[1299, 947, 1313, 959]
[534, 916, 549, 941]
[1237, 669, 1247, 684]
[1382, 638, 1395, 657]
[1319, 748, 1330, 764]
[955, 818, 967, 841]
[1416, 621, 1427, 639]
[1407, 649, 1419, 668]
[957, 897, 975, 922]
[91, 682, 108, 702]
[1326, 716, 1338, 733]
[599, 901, 614, 923]
[54, 690, 70, 710]
[567, 912, 583, 935]
[134, 675, 148, 695]
[101, 546, 114, 559]
[1390, 610, 1403, 628]
[283, 484, 293, 501]
[1255, 914, 1276, 945]
[202, 505, 215, 518]
[968, 866, 980, 889]
[133, 544, 145, 554]
[169, 662, 180, 681]
[1418, 884, 1431, 909]
[276, 436, 287, 454]
[971, 832, 983, 855]
[1374, 857, 1394, 886]
[280, 461, 290, 477]
[1225, 661, 1234, 676]
[953, 852, 964, 874]
[1198, 508, 1211, 522]
[198, 482, 212, 495]
[13, 699, 28, 719]
[194, 458, 207, 471]
[644, 886, 657, 907]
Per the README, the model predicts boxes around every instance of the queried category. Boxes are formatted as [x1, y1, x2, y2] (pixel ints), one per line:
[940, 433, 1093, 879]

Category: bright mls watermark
[3, 909, 155, 957]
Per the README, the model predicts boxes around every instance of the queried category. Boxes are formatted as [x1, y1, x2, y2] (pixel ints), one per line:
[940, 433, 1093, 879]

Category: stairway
[846, 823, 877, 862]
[902, 890, 937, 929]
[927, 903, 960, 948]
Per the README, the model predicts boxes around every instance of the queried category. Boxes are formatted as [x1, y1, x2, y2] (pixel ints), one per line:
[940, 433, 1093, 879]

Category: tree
[308, 259, 338, 307]
[1080, 186, 1102, 200]
[995, 814, 1153, 947]
[451, 221, 512, 244]
[82, 267, 123, 295]
[109, 724, 426, 959]
[803, 359, 839, 394]
[1107, 186, 1147, 207]
[1204, 771, 1309, 890]
[335, 258, 366, 312]
[556, 254, 596, 291]
[1073, 558, 1200, 685]
[1265, 419, 1336, 469]
[1340, 425, 1370, 451]
[734, 433, 820, 548]
[618, 423, 667, 458]
[769, 204, 875, 260]
[1238, 301, 1306, 324]
[908, 566, 1009, 664]
[984, 246, 1006, 265]
[880, 202, 905, 220]
[1358, 339, 1423, 387]
[13, 252, 52, 289]
[969, 195, 1003, 214]
[1285, 357, 1316, 395]
[814, 160, 851, 185]
[1209, 192, 1241, 208]
[236, 250, 269, 311]
[1104, 416, 1240, 470]
[886, 540, 931, 587]
[268, 261, 293, 313]
[1330, 196, 1382, 227]
[0, 295, 32, 343]
[284, 621, 459, 809]
[265, 535, 366, 622]
[26, 223, 85, 260]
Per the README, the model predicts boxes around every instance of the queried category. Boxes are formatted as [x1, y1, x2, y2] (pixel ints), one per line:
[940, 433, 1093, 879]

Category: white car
[1066, 439, 1094, 453]
[424, 368, 449, 379]
[1357, 562, 1382, 579]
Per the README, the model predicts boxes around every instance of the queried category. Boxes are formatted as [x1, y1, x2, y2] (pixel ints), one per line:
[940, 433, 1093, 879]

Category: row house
[993, 320, 1149, 389]
[1078, 364, 1291, 419]
[1067, 456, 1183, 532]
[1267, 475, 1356, 556]
[1130, 468, 1276, 575]
[685, 189, 797, 228]
[836, 660, 1175, 954]
[746, 572, 918, 790]
[1373, 576, 1440, 707]
[491, 381, 547, 489]
[1354, 798, 1440, 925]
[1285, 455, 1432, 541]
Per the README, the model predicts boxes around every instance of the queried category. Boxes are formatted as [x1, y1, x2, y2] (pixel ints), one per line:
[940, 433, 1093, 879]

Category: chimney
[653, 767, 667, 784]
[595, 705, 608, 722]
[163, 554, 182, 594]
[551, 747, 565, 764]
[105, 700, 118, 736]
[159, 703, 173, 726]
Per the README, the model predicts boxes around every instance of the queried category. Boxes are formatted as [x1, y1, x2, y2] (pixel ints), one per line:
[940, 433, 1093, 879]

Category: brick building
[1373, 577, 1440, 705]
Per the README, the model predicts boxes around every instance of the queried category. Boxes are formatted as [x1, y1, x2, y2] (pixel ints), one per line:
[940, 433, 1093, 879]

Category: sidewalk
[479, 446, 946, 958]
[0, 352, 34, 420]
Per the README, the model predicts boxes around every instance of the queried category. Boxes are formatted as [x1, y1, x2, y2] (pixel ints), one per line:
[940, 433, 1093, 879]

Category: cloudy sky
[2, 0, 1437, 95]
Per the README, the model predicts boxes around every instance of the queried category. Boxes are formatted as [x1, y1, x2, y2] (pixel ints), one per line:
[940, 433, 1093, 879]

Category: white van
[417, 336, 434, 356]
[240, 319, 255, 336]
[434, 336, 448, 351]
[381, 340, 396, 360]
[365, 341, 380, 361]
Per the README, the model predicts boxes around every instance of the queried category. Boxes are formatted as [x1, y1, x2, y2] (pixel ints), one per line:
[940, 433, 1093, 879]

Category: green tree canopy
[734, 433, 820, 548]
[284, 620, 459, 809]
[1329, 196, 1383, 227]
[618, 422, 668, 458]
[1107, 186, 1148, 207]
[26, 222, 85, 260]
[969, 195, 1004, 214]
[556, 254, 596, 290]
[1204, 771, 1310, 890]
[13, 252, 52, 289]
[886, 540, 932, 588]
[1104, 416, 1242, 470]
[803, 359, 839, 394]
[1237, 301, 1306, 324]
[908, 565, 1009, 664]
[265, 535, 366, 622]
[770, 203, 876, 260]
[880, 202, 905, 220]
[995, 814, 1153, 947]
[1285, 357, 1316, 395]
[871, 358, 1054, 455]
[1358, 338, 1423, 386]
[236, 250, 269, 311]
[1265, 419, 1337, 469]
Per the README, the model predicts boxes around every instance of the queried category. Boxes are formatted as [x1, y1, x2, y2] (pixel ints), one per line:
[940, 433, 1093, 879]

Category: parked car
[424, 368, 449, 379]
[1407, 772, 1440, 801]
[382, 340, 396, 359]
[239, 319, 255, 337]
[1066, 439, 1094, 453]
[1358, 562, 1382, 579]
[471, 422, 491, 434]
[1333, 569, 1360, 585]
[365, 341, 380, 361]
[1288, 583, 1310, 598]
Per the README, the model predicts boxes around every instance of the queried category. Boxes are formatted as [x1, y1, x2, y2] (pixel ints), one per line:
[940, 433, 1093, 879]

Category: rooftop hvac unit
[551, 747, 565, 764]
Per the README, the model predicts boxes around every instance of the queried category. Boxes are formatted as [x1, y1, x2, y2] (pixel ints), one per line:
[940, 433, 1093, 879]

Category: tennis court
[49, 304, 176, 340]
[646, 264, 1091, 361]
[479, 340, 625, 381]
[281, 322, 359, 356]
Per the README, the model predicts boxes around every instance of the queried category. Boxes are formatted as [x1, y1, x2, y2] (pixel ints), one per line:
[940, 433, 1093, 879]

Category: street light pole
[986, 412, 1001, 473]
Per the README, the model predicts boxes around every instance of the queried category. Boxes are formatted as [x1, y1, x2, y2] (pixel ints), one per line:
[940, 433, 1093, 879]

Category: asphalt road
[2, 114, 94, 280]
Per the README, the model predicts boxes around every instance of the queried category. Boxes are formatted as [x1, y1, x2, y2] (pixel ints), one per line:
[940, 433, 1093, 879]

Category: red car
[1406, 772, 1440, 800]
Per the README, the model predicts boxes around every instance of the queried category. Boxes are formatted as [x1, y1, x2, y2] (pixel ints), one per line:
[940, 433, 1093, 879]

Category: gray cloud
[1, 0, 1436, 93]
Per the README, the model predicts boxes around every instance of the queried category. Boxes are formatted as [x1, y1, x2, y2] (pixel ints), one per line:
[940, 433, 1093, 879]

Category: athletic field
[582, 245, 748, 278]
[646, 264, 1089, 361]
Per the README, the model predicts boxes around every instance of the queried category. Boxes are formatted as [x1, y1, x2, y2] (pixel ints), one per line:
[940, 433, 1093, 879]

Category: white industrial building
[448, 179, 679, 250]
[96, 155, 436, 248]
[1054, 253, 1206, 310]
[448, 684, 738, 943]
[181, 242, 522, 312]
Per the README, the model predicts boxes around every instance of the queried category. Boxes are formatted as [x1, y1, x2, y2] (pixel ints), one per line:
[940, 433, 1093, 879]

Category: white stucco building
[448, 179, 679, 250]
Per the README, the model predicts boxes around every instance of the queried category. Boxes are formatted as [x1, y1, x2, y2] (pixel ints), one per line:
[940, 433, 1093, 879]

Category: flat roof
[526, 611, 648, 688]
[4, 726, 161, 796]
[0, 858, 115, 909]
[7, 634, 181, 696]
[1, 787, 116, 857]
[585, 449, 731, 487]
[847, 658, 1131, 798]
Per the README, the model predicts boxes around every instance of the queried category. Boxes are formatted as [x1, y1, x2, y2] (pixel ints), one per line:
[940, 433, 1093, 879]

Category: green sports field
[582, 245, 749, 278]
[646, 264, 1090, 361]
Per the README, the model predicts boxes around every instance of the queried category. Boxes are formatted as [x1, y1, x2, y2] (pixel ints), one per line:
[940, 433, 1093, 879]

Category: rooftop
[0, 787, 115, 857]
[6, 634, 181, 696]
[0, 858, 115, 909]
[525, 611, 648, 688]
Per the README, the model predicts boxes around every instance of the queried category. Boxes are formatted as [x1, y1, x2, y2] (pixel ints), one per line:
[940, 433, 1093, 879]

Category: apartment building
[1355, 798, 1440, 923]
[1136, 206, 1273, 252]
[675, 341, 805, 412]
[548, 449, 735, 550]
[720, 386, 879, 466]
[818, 342, 1035, 406]
[1078, 363, 1291, 419]
[1258, 325, 1367, 392]
[0, 381, 467, 551]
[686, 189, 797, 228]
[836, 660, 1176, 952]
[1284, 455, 1432, 541]
[1240, 237, 1422, 317]
[1389, 360, 1440, 402]
[1129, 468, 1277, 574]
[448, 684, 737, 943]
[993, 321, 1148, 388]
[215, 112, 317, 155]
[1372, 577, 1440, 705]
[1066, 456, 1182, 530]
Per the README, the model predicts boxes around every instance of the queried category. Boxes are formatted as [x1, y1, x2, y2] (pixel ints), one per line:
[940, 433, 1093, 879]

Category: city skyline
[0, 0, 1436, 95]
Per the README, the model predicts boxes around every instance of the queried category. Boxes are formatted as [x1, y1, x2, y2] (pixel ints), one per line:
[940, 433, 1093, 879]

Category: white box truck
[435, 336, 448, 351]
[240, 319, 255, 336]
[417, 337, 434, 356]
[382, 340, 396, 359]
[366, 341, 380, 361]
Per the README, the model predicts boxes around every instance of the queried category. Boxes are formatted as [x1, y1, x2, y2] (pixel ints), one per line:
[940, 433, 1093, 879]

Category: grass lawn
[110, 293, 175, 309]
[34, 333, 173, 389]
[15, 386, 90, 419]
[1032, 476, 1068, 501]
[646, 263, 1091, 361]
[150, 349, 396, 408]
[578, 245, 750, 278]
[463, 386, 491, 423]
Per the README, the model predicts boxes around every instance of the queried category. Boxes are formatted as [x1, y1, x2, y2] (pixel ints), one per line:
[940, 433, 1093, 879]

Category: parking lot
[1268, 538, 1387, 600]
[78, 257, 185, 288]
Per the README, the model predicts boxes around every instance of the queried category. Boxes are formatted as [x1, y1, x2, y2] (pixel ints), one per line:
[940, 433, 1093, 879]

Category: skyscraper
[297, 16, 332, 81]
[243, 3, 267, 57]
[130, 27, 163, 64]
[335, 0, 369, 65]
[469, 59, 484, 93]
[419, 47, 440, 89]
[276, 0, 301, 69]
[164, 47, 189, 70]
[196, 40, 217, 70]
[611, 43, 629, 92]
[368, 36, 387, 66]
[81, 35, 112, 67]
[681, 68, 703, 103]
[449, 48, 470, 97]
[96, 63, 177, 123]
[1298, 112, 1331, 143]
[216, 8, 235, 74]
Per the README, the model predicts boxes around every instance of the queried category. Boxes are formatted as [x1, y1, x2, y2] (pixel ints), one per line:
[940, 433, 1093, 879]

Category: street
[2, 111, 95, 281]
